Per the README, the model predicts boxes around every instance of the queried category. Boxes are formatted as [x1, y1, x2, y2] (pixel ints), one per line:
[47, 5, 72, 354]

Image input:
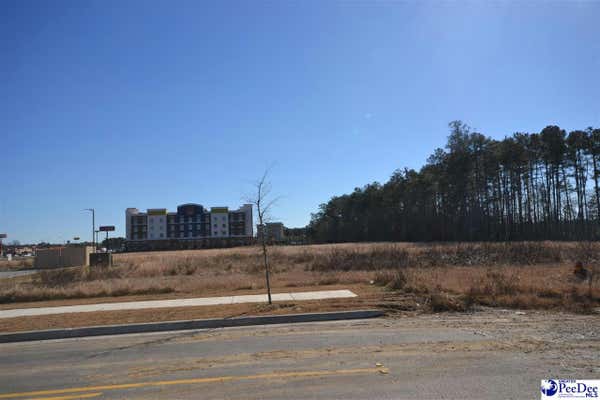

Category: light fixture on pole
[83, 209, 95, 250]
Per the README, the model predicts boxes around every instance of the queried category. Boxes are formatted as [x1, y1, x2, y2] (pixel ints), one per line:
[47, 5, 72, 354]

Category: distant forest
[308, 121, 600, 242]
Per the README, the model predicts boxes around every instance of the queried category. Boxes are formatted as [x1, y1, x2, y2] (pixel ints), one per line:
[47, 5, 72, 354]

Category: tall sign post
[99, 226, 115, 252]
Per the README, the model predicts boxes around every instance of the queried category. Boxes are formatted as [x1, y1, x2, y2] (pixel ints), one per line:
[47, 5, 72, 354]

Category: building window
[222, 224, 226, 228]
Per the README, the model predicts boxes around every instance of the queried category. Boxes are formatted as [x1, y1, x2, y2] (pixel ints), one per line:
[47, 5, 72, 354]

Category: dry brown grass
[0, 242, 598, 313]
[0, 258, 34, 271]
[400, 265, 598, 313]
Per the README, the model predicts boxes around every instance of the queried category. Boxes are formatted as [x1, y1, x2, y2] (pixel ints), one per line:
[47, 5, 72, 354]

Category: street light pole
[0, 234, 6, 257]
[83, 209, 95, 251]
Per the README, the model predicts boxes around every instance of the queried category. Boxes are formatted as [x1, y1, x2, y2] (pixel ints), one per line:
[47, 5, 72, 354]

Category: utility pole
[0, 234, 6, 257]
[83, 209, 95, 251]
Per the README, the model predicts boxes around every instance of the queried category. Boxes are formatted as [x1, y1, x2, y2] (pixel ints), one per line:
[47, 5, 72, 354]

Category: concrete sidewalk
[0, 290, 357, 319]
[0, 270, 38, 279]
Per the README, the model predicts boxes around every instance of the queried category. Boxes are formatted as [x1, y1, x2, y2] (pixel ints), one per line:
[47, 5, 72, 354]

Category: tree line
[308, 121, 600, 242]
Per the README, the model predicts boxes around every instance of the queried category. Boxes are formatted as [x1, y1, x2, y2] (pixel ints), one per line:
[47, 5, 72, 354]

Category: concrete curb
[0, 310, 384, 343]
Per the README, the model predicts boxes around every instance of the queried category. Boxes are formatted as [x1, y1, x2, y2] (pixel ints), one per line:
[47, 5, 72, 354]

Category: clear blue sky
[2, 1, 599, 244]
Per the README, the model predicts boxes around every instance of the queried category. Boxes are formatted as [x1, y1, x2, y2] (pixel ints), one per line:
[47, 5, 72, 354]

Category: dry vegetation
[1, 242, 599, 313]
[0, 257, 34, 271]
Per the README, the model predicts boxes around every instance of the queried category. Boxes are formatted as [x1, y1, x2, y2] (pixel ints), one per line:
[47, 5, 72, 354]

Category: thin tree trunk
[261, 236, 272, 304]
[593, 154, 600, 222]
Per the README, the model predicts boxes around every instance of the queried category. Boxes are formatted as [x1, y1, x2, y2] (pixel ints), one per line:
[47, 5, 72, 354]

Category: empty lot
[0, 242, 598, 332]
[2, 242, 599, 309]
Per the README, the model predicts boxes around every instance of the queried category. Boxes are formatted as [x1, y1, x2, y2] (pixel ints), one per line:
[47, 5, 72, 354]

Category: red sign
[99, 226, 115, 232]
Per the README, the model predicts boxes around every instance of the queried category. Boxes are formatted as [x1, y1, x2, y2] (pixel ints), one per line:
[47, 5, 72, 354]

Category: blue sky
[2, 1, 599, 244]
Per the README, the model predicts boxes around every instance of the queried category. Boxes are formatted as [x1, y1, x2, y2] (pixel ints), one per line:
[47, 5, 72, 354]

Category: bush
[484, 270, 519, 295]
[318, 275, 340, 285]
[39, 268, 81, 286]
[373, 270, 407, 290]
[415, 242, 564, 267]
[373, 271, 394, 286]
[429, 292, 467, 312]
[387, 271, 407, 290]
[309, 247, 410, 272]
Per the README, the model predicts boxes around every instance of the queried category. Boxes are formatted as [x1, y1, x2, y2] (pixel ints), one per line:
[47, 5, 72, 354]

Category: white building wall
[147, 212, 167, 240]
[211, 212, 229, 237]
[242, 204, 253, 236]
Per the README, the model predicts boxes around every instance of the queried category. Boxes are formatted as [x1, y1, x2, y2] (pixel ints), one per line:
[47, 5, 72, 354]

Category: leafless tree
[246, 168, 280, 304]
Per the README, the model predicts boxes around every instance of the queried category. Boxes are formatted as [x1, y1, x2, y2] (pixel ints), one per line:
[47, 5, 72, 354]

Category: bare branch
[246, 165, 279, 305]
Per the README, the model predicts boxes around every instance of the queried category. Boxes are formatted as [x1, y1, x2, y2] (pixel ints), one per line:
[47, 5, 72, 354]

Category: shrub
[429, 292, 467, 312]
[387, 271, 407, 290]
[373, 271, 394, 286]
[484, 270, 520, 296]
[309, 247, 410, 272]
[318, 275, 340, 285]
[39, 268, 81, 286]
[373, 270, 407, 290]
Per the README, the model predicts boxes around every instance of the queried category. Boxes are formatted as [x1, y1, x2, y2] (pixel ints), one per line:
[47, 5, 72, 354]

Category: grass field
[1, 242, 599, 314]
[0, 257, 34, 271]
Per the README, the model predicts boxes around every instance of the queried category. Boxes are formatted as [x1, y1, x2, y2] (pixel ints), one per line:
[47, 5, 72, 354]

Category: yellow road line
[0, 368, 388, 399]
[27, 393, 101, 400]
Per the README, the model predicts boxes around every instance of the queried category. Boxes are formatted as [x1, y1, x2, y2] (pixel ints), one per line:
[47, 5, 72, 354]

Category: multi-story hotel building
[125, 203, 253, 251]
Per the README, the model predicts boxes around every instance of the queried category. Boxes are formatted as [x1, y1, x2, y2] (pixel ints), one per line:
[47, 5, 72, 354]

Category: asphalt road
[0, 311, 598, 399]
